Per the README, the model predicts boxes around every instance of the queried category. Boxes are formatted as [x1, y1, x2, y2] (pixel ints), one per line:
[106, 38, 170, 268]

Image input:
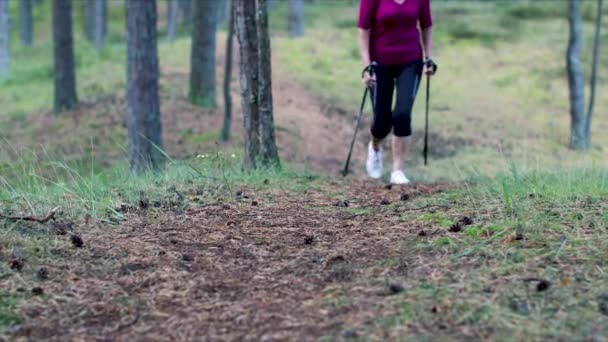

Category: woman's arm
[358, 28, 372, 67]
[419, 0, 434, 74]
[421, 27, 432, 60]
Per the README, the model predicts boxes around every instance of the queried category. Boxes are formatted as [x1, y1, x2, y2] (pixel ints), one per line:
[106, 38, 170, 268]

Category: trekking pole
[423, 59, 437, 166]
[342, 63, 376, 176]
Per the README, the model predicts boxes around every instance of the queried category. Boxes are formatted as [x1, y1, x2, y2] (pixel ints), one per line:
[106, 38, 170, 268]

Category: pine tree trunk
[126, 0, 164, 174]
[20, 0, 33, 47]
[0, 0, 8, 77]
[567, 0, 588, 150]
[83, 0, 95, 42]
[167, 0, 178, 41]
[256, 0, 279, 165]
[288, 0, 304, 38]
[585, 0, 604, 144]
[189, 0, 218, 108]
[221, 0, 234, 142]
[235, 0, 260, 168]
[53, 0, 78, 113]
[217, 0, 230, 26]
[93, 0, 106, 52]
[179, 0, 191, 29]
[234, 0, 280, 168]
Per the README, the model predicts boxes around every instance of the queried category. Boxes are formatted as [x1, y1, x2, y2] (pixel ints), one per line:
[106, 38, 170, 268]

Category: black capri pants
[371, 60, 423, 138]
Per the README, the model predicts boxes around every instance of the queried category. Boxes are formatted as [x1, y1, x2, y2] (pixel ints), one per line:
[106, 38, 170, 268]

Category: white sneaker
[390, 170, 410, 185]
[366, 142, 383, 179]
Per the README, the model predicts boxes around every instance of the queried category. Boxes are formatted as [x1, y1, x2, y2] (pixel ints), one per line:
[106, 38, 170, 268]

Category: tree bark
[288, 0, 304, 38]
[221, 0, 234, 142]
[0, 0, 8, 77]
[585, 0, 604, 143]
[93, 0, 106, 52]
[126, 0, 164, 174]
[189, 0, 218, 108]
[20, 0, 33, 47]
[179, 0, 191, 29]
[256, 0, 279, 164]
[567, 0, 587, 150]
[235, 0, 260, 168]
[53, 0, 78, 113]
[167, 0, 178, 41]
[83, 0, 94, 42]
[234, 0, 280, 168]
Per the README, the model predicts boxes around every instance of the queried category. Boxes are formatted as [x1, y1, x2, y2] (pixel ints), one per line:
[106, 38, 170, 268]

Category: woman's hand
[362, 70, 376, 87]
[423, 58, 437, 76]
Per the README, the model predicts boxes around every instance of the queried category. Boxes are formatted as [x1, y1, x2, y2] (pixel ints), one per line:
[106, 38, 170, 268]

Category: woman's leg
[392, 61, 423, 175]
[370, 65, 395, 146]
[392, 135, 412, 172]
[366, 65, 395, 178]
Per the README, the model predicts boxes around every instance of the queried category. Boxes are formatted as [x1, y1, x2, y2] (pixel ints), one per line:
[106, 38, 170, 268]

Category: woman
[357, 0, 435, 184]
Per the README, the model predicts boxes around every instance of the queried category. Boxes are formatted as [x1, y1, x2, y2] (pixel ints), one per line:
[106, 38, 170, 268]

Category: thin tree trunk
[83, 0, 94, 42]
[126, 0, 164, 174]
[20, 0, 33, 47]
[567, 0, 587, 150]
[288, 0, 304, 38]
[189, 0, 218, 108]
[234, 0, 280, 168]
[221, 0, 234, 142]
[585, 0, 604, 142]
[0, 0, 11, 77]
[53, 0, 78, 113]
[0, 0, 8, 77]
[235, 0, 260, 168]
[217, 0, 230, 26]
[167, 0, 178, 41]
[179, 0, 191, 29]
[255, 0, 279, 165]
[93, 0, 106, 52]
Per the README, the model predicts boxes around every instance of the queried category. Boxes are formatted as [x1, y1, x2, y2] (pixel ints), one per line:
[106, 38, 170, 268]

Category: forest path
[6, 179, 459, 341]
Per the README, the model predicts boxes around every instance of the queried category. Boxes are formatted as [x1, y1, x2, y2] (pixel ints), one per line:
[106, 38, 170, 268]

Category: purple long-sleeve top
[358, 0, 433, 66]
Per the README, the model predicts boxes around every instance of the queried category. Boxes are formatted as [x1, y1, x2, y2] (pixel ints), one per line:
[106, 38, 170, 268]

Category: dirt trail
[4, 180, 456, 341]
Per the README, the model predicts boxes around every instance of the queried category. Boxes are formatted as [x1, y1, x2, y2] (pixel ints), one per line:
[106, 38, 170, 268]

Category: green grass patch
[0, 147, 321, 223]
[0, 294, 23, 329]
[375, 166, 608, 340]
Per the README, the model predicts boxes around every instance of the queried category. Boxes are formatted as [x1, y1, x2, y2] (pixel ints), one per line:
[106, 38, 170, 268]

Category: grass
[0, 148, 321, 223]
[367, 167, 608, 340]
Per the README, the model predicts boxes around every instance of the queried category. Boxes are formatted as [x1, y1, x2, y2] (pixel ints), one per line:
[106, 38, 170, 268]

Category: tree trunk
[167, 0, 178, 41]
[235, 0, 260, 168]
[189, 0, 218, 108]
[217, 0, 230, 27]
[179, 0, 191, 29]
[93, 0, 106, 52]
[221, 0, 234, 142]
[234, 0, 280, 168]
[585, 0, 604, 144]
[53, 0, 78, 113]
[83, 0, 94, 42]
[567, 0, 588, 150]
[256, 0, 279, 164]
[126, 0, 164, 174]
[20, 0, 33, 47]
[0, 0, 8, 77]
[288, 0, 304, 38]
